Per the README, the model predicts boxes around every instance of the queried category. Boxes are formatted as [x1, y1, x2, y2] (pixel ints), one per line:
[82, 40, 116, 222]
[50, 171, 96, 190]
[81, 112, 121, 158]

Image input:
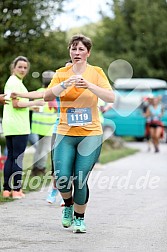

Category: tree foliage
[0, 0, 68, 92]
[92, 0, 167, 81]
[1, 0, 167, 95]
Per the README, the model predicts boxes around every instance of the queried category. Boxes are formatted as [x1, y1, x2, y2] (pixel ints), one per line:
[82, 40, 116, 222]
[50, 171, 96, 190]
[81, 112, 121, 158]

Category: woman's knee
[55, 172, 73, 192]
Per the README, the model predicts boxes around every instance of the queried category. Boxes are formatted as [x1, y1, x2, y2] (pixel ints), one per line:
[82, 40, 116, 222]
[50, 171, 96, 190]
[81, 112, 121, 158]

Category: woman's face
[152, 97, 159, 105]
[13, 60, 29, 79]
[69, 41, 90, 64]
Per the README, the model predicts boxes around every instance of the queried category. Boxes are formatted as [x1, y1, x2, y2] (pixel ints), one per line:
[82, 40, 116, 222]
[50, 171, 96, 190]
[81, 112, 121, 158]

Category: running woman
[44, 34, 115, 233]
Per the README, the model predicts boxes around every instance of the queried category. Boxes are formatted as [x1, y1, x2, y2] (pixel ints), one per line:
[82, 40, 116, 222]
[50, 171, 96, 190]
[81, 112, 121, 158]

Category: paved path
[0, 142, 167, 252]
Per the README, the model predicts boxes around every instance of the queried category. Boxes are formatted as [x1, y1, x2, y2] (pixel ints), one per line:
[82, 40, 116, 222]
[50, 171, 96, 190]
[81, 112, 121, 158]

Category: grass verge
[100, 145, 138, 164]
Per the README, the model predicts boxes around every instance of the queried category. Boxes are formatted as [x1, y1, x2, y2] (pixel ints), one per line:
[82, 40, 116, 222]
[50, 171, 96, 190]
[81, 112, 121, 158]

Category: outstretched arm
[12, 98, 45, 108]
[11, 91, 44, 100]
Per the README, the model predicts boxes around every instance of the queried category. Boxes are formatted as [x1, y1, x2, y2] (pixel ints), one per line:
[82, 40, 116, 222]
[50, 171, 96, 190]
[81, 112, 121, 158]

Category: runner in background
[145, 96, 164, 152]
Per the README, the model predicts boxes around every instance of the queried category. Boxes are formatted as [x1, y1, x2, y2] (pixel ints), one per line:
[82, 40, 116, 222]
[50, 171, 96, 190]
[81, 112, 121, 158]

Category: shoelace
[63, 206, 72, 219]
[74, 218, 84, 226]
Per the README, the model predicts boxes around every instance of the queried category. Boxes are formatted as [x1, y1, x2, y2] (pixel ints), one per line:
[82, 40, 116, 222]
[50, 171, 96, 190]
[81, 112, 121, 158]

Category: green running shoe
[62, 205, 73, 228]
[73, 217, 86, 233]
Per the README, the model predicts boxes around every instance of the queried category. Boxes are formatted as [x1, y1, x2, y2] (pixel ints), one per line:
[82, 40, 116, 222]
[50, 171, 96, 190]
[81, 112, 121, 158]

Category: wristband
[60, 82, 67, 89]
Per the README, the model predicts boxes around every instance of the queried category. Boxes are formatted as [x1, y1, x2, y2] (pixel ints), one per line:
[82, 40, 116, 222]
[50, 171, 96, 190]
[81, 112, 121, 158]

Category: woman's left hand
[74, 75, 89, 89]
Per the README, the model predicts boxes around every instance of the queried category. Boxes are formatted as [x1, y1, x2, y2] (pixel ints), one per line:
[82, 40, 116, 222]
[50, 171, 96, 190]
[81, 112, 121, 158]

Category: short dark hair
[68, 34, 92, 52]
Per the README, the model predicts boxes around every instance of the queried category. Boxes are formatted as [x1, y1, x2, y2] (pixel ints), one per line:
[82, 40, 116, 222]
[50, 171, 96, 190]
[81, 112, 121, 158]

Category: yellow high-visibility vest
[31, 88, 57, 136]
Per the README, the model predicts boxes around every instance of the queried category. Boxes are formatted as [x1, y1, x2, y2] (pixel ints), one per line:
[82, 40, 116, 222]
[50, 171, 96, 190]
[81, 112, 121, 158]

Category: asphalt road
[0, 141, 167, 252]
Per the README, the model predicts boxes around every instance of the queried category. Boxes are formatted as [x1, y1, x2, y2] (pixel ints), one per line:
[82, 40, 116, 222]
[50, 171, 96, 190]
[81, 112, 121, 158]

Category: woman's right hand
[34, 100, 45, 107]
[64, 75, 81, 88]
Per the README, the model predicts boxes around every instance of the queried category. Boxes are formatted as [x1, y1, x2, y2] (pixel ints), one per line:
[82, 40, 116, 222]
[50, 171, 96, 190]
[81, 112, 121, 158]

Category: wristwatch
[60, 82, 67, 89]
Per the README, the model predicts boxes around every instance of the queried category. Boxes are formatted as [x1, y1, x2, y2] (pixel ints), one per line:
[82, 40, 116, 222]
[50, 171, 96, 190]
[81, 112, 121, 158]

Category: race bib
[67, 108, 92, 126]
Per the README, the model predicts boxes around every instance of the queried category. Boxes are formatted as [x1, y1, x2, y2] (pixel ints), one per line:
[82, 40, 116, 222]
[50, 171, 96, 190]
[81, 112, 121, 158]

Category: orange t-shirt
[48, 64, 112, 136]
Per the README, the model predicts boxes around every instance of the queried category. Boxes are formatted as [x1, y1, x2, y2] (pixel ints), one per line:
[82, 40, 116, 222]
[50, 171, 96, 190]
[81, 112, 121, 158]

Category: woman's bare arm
[11, 91, 44, 100]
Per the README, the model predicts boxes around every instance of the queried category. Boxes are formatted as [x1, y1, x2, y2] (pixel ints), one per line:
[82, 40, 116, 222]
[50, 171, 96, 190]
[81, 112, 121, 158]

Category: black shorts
[149, 122, 163, 128]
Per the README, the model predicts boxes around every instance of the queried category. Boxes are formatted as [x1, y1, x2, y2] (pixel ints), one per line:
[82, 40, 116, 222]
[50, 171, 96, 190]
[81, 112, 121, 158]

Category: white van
[114, 78, 167, 90]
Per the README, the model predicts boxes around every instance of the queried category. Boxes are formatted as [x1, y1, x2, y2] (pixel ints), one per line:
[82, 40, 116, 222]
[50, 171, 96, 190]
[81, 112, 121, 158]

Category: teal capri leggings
[53, 134, 103, 205]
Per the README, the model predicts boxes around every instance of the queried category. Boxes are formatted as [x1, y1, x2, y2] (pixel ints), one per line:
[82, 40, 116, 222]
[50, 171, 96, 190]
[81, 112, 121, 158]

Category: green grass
[0, 141, 139, 203]
[100, 146, 138, 164]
